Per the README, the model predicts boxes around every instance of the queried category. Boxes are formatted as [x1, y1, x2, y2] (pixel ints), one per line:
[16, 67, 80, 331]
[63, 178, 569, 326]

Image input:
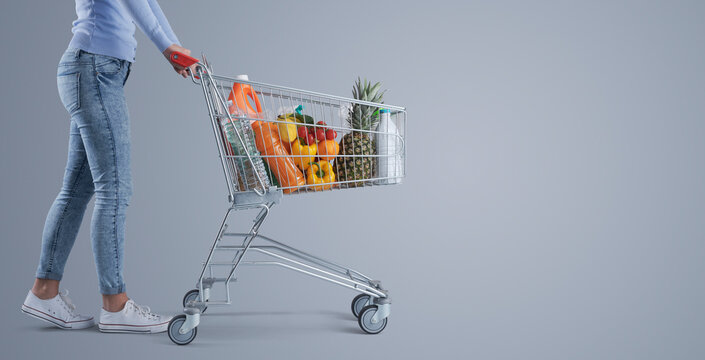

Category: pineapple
[335, 78, 386, 187]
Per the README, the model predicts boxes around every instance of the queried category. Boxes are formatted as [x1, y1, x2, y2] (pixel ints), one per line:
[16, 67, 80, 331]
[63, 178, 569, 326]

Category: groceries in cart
[218, 75, 403, 194]
[277, 107, 341, 191]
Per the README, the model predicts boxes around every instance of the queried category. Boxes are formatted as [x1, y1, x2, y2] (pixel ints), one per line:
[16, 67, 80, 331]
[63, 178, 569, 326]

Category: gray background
[1, 0, 704, 359]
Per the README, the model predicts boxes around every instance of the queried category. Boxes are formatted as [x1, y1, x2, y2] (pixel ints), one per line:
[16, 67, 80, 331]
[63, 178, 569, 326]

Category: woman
[20, 0, 196, 333]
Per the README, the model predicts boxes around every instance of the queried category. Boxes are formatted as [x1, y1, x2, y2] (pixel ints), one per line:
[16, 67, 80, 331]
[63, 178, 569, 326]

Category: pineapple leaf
[369, 82, 382, 97]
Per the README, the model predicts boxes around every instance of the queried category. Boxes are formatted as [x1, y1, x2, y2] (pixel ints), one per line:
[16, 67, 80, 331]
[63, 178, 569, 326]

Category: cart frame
[166, 53, 403, 345]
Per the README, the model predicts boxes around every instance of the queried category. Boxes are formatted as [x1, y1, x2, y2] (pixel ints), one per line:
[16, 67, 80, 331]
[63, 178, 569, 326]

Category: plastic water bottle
[375, 109, 401, 184]
[220, 115, 270, 192]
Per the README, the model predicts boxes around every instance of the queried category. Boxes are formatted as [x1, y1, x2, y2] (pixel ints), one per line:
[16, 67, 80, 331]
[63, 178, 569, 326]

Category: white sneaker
[98, 299, 172, 333]
[21, 290, 95, 329]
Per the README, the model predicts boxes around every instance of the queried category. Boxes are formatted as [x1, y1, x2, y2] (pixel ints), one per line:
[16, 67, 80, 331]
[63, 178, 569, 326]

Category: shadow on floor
[18, 308, 367, 346]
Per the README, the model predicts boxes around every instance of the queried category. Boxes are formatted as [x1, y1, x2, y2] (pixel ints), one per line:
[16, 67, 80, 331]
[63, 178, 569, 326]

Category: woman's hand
[162, 44, 197, 78]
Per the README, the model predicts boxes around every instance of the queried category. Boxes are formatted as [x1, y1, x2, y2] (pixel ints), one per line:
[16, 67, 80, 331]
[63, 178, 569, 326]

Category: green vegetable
[262, 161, 279, 187]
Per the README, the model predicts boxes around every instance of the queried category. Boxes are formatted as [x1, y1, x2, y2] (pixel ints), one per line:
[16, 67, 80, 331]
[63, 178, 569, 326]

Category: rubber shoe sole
[98, 320, 170, 334]
[21, 304, 94, 330]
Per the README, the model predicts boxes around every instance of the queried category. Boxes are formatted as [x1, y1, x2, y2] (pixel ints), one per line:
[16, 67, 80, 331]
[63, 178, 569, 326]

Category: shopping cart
[165, 52, 406, 345]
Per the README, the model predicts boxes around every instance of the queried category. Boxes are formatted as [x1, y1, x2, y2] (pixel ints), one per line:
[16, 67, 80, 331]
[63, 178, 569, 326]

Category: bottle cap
[234, 74, 249, 81]
[379, 109, 391, 113]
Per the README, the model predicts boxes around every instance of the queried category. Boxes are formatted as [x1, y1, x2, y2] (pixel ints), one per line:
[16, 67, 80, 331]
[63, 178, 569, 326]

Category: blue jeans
[36, 48, 132, 295]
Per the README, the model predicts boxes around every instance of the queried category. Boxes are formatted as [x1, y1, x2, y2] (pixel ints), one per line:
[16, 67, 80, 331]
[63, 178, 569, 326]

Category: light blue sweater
[68, 0, 181, 62]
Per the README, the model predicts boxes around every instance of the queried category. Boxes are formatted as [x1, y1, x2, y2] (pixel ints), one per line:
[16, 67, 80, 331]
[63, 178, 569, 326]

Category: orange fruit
[317, 140, 339, 161]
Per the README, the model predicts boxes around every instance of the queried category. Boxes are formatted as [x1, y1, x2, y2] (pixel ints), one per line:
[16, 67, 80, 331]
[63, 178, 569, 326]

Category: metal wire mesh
[198, 68, 406, 197]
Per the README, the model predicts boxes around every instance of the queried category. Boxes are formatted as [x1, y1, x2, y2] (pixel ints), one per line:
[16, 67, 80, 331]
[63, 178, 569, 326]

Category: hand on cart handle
[163, 44, 199, 79]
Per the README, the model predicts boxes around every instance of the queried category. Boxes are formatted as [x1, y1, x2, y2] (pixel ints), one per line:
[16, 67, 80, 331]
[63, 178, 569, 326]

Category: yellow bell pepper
[306, 161, 336, 191]
[291, 138, 317, 170]
[276, 115, 298, 143]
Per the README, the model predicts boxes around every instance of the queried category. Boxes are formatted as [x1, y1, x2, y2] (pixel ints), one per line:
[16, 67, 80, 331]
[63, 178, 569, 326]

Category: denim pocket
[57, 72, 80, 114]
[95, 55, 122, 74]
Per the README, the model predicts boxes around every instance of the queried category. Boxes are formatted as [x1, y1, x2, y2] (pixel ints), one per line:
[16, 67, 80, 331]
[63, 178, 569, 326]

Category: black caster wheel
[183, 289, 207, 313]
[168, 315, 197, 345]
[358, 305, 388, 334]
[351, 294, 371, 318]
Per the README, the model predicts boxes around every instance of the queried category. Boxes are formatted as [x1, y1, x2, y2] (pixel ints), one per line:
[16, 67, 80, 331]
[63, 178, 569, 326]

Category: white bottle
[375, 109, 401, 184]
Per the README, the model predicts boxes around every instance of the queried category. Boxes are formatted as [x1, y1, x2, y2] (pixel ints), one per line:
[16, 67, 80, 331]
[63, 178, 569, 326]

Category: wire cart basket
[166, 52, 406, 345]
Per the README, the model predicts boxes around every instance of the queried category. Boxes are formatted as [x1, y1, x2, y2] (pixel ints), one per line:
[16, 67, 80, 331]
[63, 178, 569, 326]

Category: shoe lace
[58, 290, 77, 316]
[130, 301, 159, 320]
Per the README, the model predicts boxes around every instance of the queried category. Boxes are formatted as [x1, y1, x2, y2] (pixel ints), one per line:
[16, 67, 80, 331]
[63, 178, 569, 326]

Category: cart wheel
[182, 289, 207, 313]
[358, 305, 388, 334]
[168, 315, 197, 345]
[351, 294, 371, 318]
